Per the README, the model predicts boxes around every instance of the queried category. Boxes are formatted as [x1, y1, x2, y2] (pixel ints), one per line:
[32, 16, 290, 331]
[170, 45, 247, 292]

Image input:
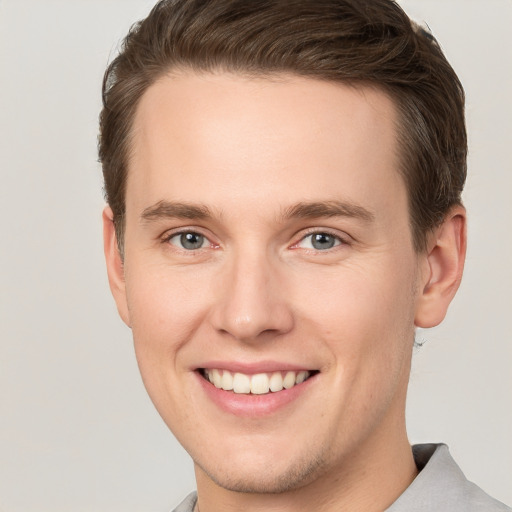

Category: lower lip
[196, 372, 317, 417]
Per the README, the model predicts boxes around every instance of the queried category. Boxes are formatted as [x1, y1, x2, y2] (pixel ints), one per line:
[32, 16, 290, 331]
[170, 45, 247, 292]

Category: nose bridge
[211, 243, 293, 342]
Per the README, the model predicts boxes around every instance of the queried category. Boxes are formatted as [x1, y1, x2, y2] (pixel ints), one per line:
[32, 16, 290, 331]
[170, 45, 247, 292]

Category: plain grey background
[1, 1, 511, 510]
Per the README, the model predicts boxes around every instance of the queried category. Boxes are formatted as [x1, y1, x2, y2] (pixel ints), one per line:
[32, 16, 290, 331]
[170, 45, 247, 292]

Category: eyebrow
[281, 200, 375, 223]
[139, 199, 375, 224]
[140, 200, 213, 223]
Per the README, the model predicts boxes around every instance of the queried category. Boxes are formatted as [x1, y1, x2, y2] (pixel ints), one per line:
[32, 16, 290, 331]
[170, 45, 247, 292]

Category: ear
[102, 206, 131, 327]
[414, 206, 467, 328]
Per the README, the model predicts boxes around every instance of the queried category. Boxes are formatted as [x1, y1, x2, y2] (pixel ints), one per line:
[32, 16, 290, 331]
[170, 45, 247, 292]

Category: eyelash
[160, 228, 350, 253]
[161, 229, 216, 252]
[290, 229, 350, 252]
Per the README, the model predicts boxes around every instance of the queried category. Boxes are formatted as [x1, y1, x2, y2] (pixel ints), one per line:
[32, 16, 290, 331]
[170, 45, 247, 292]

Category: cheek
[299, 258, 415, 331]
[294, 259, 418, 382]
[124, 262, 211, 394]
[306, 263, 417, 432]
[127, 261, 208, 340]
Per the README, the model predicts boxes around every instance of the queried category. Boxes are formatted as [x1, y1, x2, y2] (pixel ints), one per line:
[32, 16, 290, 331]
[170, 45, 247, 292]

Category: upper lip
[195, 360, 317, 374]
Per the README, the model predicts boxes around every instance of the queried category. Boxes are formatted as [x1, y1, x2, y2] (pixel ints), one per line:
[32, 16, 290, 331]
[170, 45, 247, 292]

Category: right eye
[167, 231, 210, 250]
[296, 232, 342, 251]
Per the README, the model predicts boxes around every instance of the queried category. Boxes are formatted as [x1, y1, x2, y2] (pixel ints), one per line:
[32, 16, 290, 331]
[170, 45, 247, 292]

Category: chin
[194, 446, 328, 494]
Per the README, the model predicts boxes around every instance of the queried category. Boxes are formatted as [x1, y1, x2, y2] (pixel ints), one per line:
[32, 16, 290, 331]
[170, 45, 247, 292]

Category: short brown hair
[99, 0, 466, 254]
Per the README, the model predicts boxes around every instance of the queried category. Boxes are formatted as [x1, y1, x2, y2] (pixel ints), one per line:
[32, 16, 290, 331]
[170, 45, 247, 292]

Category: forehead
[127, 71, 405, 222]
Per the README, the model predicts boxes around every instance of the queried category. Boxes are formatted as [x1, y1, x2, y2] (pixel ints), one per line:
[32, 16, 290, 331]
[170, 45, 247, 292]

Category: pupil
[312, 233, 335, 250]
[181, 232, 204, 250]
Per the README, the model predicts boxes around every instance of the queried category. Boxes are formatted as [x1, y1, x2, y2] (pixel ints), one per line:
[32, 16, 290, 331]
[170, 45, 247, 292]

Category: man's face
[111, 72, 428, 492]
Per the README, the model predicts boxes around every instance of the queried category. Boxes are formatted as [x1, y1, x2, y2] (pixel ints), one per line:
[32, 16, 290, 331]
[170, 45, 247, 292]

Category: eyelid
[158, 225, 351, 251]
[290, 227, 352, 250]
[160, 226, 219, 249]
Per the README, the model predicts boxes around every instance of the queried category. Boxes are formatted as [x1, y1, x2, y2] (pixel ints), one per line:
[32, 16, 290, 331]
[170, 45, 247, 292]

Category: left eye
[297, 232, 342, 250]
[168, 232, 209, 250]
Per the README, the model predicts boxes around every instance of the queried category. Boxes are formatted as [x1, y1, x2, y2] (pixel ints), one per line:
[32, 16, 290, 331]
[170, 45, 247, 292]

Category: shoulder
[387, 444, 511, 512]
[170, 491, 197, 512]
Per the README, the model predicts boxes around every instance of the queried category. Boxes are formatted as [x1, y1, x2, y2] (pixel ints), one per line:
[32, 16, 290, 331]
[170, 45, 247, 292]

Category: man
[99, 1, 511, 511]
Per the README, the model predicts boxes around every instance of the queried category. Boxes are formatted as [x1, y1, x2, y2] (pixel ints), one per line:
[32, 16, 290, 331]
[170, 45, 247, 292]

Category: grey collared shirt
[172, 444, 511, 511]
[386, 444, 510, 511]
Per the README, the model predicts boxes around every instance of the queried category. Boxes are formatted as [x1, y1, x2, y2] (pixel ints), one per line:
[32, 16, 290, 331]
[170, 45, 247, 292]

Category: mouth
[198, 368, 319, 395]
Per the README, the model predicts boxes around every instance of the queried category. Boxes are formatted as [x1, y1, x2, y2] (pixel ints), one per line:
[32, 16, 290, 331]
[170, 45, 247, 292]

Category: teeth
[204, 369, 312, 394]
[283, 371, 296, 389]
[212, 369, 222, 388]
[233, 373, 251, 393]
[296, 371, 308, 384]
[251, 373, 270, 394]
[269, 372, 284, 392]
[221, 370, 233, 391]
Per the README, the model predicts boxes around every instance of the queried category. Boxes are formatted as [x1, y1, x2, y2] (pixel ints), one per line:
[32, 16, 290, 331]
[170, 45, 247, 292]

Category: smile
[200, 369, 316, 395]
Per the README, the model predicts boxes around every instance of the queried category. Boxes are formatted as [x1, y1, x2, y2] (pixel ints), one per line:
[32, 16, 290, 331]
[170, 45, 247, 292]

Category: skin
[104, 72, 466, 512]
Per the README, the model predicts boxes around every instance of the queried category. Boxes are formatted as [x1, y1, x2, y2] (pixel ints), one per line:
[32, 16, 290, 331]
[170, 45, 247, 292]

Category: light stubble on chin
[195, 447, 328, 495]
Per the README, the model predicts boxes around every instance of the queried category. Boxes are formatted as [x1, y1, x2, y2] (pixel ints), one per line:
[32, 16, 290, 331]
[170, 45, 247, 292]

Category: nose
[209, 250, 294, 344]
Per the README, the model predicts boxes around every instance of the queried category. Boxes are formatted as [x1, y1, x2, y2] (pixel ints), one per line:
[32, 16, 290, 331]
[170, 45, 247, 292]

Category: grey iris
[311, 233, 336, 250]
[181, 232, 204, 250]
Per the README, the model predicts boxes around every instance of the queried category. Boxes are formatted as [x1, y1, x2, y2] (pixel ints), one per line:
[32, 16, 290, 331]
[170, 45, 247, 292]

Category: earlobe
[102, 206, 131, 327]
[414, 206, 467, 328]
